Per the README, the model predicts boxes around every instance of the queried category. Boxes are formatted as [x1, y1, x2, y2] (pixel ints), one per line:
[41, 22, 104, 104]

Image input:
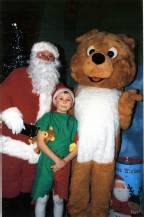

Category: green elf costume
[32, 111, 77, 200]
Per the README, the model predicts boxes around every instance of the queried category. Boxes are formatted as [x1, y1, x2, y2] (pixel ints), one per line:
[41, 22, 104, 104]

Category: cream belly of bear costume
[75, 85, 121, 163]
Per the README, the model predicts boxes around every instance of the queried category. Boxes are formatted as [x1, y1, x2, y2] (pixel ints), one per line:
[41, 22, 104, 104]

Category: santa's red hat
[115, 175, 124, 184]
[31, 41, 59, 59]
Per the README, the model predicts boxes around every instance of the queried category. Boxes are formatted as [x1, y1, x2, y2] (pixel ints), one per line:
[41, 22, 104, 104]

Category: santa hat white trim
[115, 179, 125, 184]
[31, 41, 59, 59]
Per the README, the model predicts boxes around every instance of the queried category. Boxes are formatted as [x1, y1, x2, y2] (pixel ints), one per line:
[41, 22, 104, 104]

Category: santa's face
[113, 180, 129, 202]
[28, 47, 60, 94]
[36, 50, 55, 62]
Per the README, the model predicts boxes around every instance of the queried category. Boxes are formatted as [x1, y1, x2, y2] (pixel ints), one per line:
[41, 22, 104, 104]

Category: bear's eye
[107, 47, 118, 59]
[87, 46, 95, 56]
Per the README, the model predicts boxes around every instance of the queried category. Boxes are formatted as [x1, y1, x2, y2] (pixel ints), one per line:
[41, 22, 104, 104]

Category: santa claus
[111, 175, 131, 216]
[0, 41, 61, 198]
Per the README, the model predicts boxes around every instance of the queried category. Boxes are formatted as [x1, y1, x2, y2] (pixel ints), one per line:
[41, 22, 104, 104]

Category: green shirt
[32, 112, 77, 199]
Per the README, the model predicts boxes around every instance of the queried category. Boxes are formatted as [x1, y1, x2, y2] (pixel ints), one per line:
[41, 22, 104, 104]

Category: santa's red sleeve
[0, 69, 25, 135]
[0, 68, 39, 164]
[0, 71, 14, 111]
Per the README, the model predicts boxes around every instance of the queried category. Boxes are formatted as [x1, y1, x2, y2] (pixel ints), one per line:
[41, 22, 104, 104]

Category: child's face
[55, 92, 73, 113]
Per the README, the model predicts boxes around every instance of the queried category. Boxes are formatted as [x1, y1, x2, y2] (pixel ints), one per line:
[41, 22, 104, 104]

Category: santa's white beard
[113, 187, 129, 202]
[28, 55, 60, 94]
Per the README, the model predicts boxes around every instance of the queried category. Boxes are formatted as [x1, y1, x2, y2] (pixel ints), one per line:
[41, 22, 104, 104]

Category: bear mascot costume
[68, 29, 142, 217]
[1, 41, 61, 198]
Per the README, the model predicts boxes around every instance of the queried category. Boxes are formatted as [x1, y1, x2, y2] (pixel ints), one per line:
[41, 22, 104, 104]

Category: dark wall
[0, 0, 45, 68]
[37, 0, 142, 85]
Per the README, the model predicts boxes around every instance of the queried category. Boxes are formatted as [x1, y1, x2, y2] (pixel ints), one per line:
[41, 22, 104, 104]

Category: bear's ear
[76, 29, 99, 43]
[118, 34, 136, 50]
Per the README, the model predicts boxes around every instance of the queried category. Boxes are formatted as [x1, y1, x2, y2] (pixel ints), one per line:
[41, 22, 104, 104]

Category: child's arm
[37, 131, 65, 168]
[51, 133, 78, 172]
[51, 150, 77, 173]
[63, 150, 77, 164]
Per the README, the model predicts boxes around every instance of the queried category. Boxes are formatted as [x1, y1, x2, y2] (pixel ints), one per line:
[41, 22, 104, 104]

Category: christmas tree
[0, 23, 28, 82]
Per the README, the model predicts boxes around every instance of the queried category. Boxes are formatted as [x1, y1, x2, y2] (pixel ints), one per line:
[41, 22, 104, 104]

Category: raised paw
[118, 89, 142, 129]
[119, 89, 142, 115]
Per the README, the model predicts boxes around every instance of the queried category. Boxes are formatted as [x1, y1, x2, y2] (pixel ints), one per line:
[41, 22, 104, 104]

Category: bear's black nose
[92, 53, 105, 64]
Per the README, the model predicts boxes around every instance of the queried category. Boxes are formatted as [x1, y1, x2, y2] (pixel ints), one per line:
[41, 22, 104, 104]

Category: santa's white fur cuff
[0, 136, 39, 164]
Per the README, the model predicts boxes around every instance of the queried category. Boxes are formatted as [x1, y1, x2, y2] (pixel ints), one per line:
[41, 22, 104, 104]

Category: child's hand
[51, 159, 66, 172]
[38, 131, 47, 140]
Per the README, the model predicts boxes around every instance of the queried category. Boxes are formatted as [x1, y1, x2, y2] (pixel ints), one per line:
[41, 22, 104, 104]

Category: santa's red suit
[112, 194, 131, 215]
[1, 67, 39, 197]
[1, 41, 61, 198]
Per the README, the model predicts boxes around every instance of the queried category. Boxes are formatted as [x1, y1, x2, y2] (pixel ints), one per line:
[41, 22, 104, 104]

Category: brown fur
[28, 127, 55, 153]
[68, 161, 115, 217]
[71, 28, 142, 128]
[68, 29, 142, 217]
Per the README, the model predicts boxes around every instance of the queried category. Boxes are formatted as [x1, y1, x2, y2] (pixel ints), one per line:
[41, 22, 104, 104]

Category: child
[32, 87, 78, 217]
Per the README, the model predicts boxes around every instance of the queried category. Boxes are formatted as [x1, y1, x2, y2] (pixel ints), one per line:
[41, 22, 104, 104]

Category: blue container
[111, 157, 143, 216]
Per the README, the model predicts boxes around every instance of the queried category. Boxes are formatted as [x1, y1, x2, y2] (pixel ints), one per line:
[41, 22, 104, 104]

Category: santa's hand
[2, 107, 25, 134]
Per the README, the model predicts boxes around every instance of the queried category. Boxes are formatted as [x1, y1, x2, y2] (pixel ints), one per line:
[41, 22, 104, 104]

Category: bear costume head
[71, 29, 136, 89]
